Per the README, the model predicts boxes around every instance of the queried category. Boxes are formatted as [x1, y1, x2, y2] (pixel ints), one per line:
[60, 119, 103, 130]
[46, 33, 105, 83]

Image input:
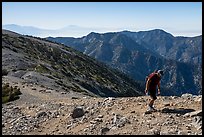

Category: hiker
[145, 70, 164, 111]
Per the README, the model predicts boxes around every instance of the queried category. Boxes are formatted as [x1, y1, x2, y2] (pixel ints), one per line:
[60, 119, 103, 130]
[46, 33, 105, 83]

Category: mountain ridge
[46, 29, 202, 96]
[3, 24, 202, 38]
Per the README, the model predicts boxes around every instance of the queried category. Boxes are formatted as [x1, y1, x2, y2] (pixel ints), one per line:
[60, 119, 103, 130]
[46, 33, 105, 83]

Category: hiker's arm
[157, 82, 161, 95]
[145, 79, 151, 93]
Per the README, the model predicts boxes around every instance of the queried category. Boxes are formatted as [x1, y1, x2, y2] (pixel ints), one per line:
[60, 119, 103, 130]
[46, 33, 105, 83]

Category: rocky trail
[2, 76, 202, 135]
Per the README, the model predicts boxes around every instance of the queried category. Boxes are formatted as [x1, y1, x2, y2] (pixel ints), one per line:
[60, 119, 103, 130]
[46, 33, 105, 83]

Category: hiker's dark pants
[149, 89, 157, 100]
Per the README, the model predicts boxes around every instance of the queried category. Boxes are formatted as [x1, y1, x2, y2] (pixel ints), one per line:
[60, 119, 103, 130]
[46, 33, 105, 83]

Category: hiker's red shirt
[148, 73, 161, 90]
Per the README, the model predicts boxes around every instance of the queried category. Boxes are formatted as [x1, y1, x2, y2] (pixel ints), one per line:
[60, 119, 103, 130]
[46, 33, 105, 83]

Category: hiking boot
[147, 106, 156, 112]
[150, 106, 157, 111]
[146, 106, 153, 112]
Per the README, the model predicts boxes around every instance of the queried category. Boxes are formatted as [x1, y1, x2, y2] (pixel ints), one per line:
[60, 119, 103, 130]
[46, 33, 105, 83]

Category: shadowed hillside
[2, 29, 144, 98]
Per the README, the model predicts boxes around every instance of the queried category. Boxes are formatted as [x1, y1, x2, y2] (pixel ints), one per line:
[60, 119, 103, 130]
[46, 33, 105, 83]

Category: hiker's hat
[157, 70, 164, 76]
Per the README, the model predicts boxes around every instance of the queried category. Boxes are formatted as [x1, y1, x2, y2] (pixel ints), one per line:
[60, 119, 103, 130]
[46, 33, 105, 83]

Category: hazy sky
[2, 2, 202, 37]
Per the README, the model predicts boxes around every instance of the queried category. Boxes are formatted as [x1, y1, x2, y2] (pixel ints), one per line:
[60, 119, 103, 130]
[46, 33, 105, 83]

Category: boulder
[71, 106, 85, 118]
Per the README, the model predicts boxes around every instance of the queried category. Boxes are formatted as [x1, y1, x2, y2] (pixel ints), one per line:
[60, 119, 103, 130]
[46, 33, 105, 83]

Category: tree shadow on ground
[160, 108, 195, 115]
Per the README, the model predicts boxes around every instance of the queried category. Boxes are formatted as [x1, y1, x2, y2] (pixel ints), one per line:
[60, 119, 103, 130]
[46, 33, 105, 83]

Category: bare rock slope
[2, 76, 202, 135]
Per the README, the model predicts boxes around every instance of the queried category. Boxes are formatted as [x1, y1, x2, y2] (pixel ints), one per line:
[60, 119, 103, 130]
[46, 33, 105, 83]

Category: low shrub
[2, 83, 22, 104]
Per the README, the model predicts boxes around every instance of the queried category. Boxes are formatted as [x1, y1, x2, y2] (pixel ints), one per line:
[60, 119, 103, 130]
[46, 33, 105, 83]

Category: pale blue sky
[2, 2, 202, 37]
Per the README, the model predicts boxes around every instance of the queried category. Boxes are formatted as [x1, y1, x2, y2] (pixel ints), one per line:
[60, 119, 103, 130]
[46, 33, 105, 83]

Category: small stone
[90, 120, 97, 124]
[144, 111, 152, 114]
[36, 111, 47, 118]
[131, 111, 135, 113]
[101, 127, 110, 135]
[95, 118, 103, 122]
[98, 115, 103, 118]
[71, 97, 79, 99]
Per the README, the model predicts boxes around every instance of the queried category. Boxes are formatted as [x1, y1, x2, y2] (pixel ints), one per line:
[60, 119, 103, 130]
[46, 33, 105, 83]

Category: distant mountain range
[2, 24, 52, 37]
[46, 29, 202, 96]
[2, 24, 116, 38]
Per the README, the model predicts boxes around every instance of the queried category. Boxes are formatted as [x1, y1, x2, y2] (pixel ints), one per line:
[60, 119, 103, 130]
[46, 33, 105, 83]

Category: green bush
[2, 83, 22, 104]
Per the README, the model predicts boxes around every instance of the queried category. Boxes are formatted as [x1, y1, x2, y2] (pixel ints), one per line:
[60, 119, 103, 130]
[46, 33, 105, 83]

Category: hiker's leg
[149, 89, 157, 107]
[149, 99, 155, 107]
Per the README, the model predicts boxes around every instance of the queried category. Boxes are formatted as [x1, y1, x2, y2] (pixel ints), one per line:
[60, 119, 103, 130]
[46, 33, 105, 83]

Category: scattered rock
[184, 110, 202, 117]
[71, 106, 85, 118]
[31, 88, 36, 90]
[163, 103, 170, 106]
[39, 89, 46, 93]
[36, 111, 47, 118]
[97, 115, 103, 118]
[144, 111, 152, 114]
[100, 127, 110, 135]
[112, 114, 130, 128]
[71, 97, 79, 99]
[181, 93, 193, 99]
[1, 84, 202, 135]
[45, 90, 51, 93]
[131, 110, 135, 113]
[192, 116, 202, 130]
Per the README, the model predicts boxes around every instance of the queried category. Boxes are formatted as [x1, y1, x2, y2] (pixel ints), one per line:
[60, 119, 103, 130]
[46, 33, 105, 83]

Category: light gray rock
[181, 93, 193, 98]
[192, 116, 202, 130]
[112, 114, 130, 128]
[36, 111, 47, 118]
[97, 115, 103, 118]
[184, 110, 202, 117]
